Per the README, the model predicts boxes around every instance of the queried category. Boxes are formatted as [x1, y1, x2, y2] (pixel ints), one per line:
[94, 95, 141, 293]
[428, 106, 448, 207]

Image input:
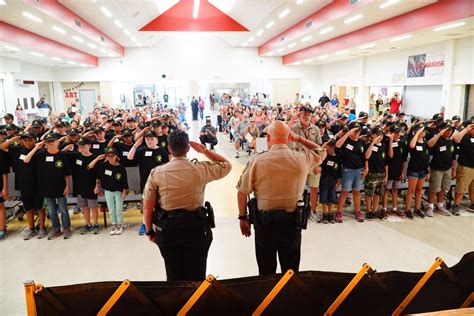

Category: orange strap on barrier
[253, 269, 294, 316]
[178, 275, 215, 316]
[324, 263, 372, 316]
[24, 280, 37, 316]
[460, 292, 474, 308]
[392, 257, 443, 316]
[97, 279, 131, 316]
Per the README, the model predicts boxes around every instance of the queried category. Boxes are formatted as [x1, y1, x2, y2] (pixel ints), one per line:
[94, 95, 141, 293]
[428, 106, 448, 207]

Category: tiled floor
[1, 114, 473, 316]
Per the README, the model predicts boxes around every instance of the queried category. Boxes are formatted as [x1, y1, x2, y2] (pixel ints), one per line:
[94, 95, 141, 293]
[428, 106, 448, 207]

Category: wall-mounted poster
[407, 54, 426, 78]
[407, 52, 445, 78]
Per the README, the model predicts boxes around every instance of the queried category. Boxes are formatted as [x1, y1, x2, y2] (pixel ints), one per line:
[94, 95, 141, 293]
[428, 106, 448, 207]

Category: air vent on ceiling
[100, 36, 105, 42]
[305, 20, 312, 29]
[280, 36, 285, 42]
[131, 11, 140, 18]
[74, 19, 81, 27]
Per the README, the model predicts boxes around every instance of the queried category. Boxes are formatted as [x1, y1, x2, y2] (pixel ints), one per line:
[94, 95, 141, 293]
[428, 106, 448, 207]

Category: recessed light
[242, 42, 248, 47]
[319, 27, 333, 34]
[318, 55, 328, 59]
[52, 26, 67, 34]
[22, 12, 42, 23]
[79, 64, 87, 67]
[288, 42, 296, 48]
[277, 47, 285, 53]
[72, 35, 84, 43]
[124, 29, 131, 36]
[30, 52, 44, 57]
[359, 43, 375, 49]
[297, 0, 304, 4]
[304, 58, 313, 63]
[114, 20, 123, 28]
[344, 14, 363, 24]
[293, 61, 301, 65]
[379, 0, 399, 9]
[51, 57, 62, 61]
[248, 36, 255, 42]
[136, 43, 142, 47]
[278, 9, 290, 19]
[256, 30, 264, 36]
[336, 50, 348, 55]
[390, 34, 413, 42]
[268, 52, 275, 56]
[3, 45, 20, 51]
[193, 0, 200, 19]
[434, 22, 466, 32]
[99, 48, 107, 53]
[301, 35, 312, 42]
[266, 21, 275, 29]
[101, 7, 112, 18]
[87, 43, 97, 49]
[66, 61, 76, 65]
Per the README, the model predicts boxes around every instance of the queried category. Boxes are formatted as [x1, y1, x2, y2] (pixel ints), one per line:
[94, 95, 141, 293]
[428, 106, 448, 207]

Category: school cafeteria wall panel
[403, 85, 443, 119]
[467, 85, 474, 118]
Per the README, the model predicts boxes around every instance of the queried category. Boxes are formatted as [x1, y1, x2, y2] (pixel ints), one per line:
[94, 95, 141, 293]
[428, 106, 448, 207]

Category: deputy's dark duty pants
[199, 135, 218, 149]
[254, 220, 302, 275]
[156, 216, 212, 281]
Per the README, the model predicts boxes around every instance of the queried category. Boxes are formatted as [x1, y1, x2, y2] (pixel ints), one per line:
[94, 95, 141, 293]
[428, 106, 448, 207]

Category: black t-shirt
[338, 138, 365, 169]
[33, 149, 72, 198]
[59, 141, 78, 152]
[113, 142, 137, 167]
[0, 150, 8, 192]
[105, 131, 116, 142]
[67, 152, 97, 199]
[321, 154, 341, 179]
[135, 146, 169, 191]
[91, 140, 108, 155]
[95, 161, 128, 192]
[8, 146, 37, 193]
[385, 136, 409, 180]
[319, 96, 330, 106]
[429, 137, 455, 171]
[158, 135, 169, 152]
[365, 143, 387, 174]
[457, 134, 474, 168]
[407, 140, 430, 173]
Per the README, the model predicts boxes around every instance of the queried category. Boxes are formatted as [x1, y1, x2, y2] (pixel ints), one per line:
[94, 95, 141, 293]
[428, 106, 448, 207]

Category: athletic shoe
[235, 151, 240, 158]
[450, 206, 460, 216]
[382, 208, 389, 219]
[322, 213, 329, 224]
[435, 206, 451, 216]
[365, 212, 374, 221]
[116, 225, 123, 235]
[335, 212, 343, 223]
[109, 225, 117, 236]
[468, 205, 474, 213]
[37, 228, 48, 239]
[315, 212, 323, 223]
[425, 207, 434, 217]
[405, 210, 414, 219]
[80, 225, 93, 235]
[375, 209, 385, 220]
[47, 228, 62, 240]
[138, 223, 146, 235]
[63, 228, 73, 239]
[329, 213, 336, 224]
[414, 209, 425, 218]
[93, 224, 100, 234]
[0, 230, 6, 241]
[354, 211, 365, 222]
[23, 228, 37, 240]
[393, 210, 406, 218]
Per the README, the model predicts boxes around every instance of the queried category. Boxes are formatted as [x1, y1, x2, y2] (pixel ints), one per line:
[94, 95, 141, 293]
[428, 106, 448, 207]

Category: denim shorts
[341, 168, 364, 192]
[407, 170, 427, 179]
[319, 176, 338, 204]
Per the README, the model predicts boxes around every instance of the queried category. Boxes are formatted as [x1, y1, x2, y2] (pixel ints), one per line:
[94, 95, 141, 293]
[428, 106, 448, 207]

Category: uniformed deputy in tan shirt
[237, 121, 326, 236]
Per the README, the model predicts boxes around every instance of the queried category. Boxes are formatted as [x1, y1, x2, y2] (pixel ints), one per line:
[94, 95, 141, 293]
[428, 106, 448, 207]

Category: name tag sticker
[19, 154, 26, 161]
[76, 159, 83, 166]
[372, 146, 379, 152]
[392, 142, 398, 147]
[104, 170, 112, 176]
[327, 160, 334, 167]
[46, 156, 54, 162]
[416, 146, 423, 151]
[471, 138, 474, 143]
[93, 144, 100, 149]
[114, 138, 119, 143]
[122, 151, 129, 156]
[145, 151, 152, 157]
[346, 144, 354, 151]
[439, 146, 447, 152]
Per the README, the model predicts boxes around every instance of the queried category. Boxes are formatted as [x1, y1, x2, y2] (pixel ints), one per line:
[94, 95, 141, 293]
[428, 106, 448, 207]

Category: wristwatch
[238, 215, 249, 221]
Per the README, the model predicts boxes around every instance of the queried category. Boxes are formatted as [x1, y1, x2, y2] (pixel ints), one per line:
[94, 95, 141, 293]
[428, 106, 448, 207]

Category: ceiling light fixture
[124, 29, 131, 35]
[51, 57, 62, 61]
[66, 60, 76, 65]
[72, 35, 84, 43]
[344, 14, 363, 24]
[319, 26, 333, 34]
[278, 9, 290, 19]
[99, 48, 107, 53]
[248, 36, 255, 42]
[22, 12, 42, 23]
[277, 47, 285, 53]
[30, 52, 44, 57]
[379, 0, 399, 9]
[267, 52, 275, 56]
[301, 35, 312, 42]
[297, 0, 304, 4]
[3, 45, 20, 51]
[434, 21, 466, 32]
[193, 0, 200, 19]
[131, 36, 137, 41]
[256, 29, 264, 36]
[266, 21, 275, 29]
[136, 43, 142, 47]
[318, 55, 328, 59]
[336, 50, 348, 55]
[304, 58, 313, 63]
[293, 61, 301, 65]
[79, 64, 87, 67]
[87, 43, 97, 49]
[114, 20, 123, 28]
[52, 26, 67, 34]
[288, 42, 296, 48]
[101, 7, 112, 18]
[390, 34, 413, 42]
[359, 43, 375, 49]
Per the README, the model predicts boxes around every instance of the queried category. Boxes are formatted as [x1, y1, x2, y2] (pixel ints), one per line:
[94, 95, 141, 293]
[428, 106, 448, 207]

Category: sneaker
[393, 210, 406, 218]
[80, 225, 93, 235]
[414, 209, 425, 218]
[322, 213, 329, 224]
[375, 209, 385, 220]
[47, 228, 62, 240]
[315, 212, 323, 223]
[109, 225, 117, 236]
[23, 228, 37, 240]
[405, 210, 414, 219]
[329, 213, 336, 224]
[354, 211, 365, 222]
[93, 224, 100, 234]
[435, 205, 451, 216]
[335, 212, 343, 223]
[0, 230, 6, 241]
[365, 212, 374, 221]
[468, 205, 474, 213]
[37, 228, 48, 239]
[450, 205, 460, 216]
[235, 151, 240, 158]
[115, 225, 123, 235]
[63, 228, 73, 239]
[425, 207, 434, 217]
[382, 208, 389, 219]
[139, 223, 146, 235]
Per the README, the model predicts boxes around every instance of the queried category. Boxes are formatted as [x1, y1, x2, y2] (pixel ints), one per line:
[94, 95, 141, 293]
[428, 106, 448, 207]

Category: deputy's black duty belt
[259, 209, 296, 221]
[164, 209, 199, 219]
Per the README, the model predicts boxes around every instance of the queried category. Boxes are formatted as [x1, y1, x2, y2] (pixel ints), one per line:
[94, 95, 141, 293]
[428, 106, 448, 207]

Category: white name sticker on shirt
[46, 156, 54, 162]
[76, 159, 83, 166]
[122, 151, 129, 156]
[439, 146, 447, 152]
[327, 160, 334, 167]
[416, 146, 423, 151]
[93, 144, 100, 149]
[145, 151, 152, 157]
[346, 144, 354, 151]
[471, 138, 474, 143]
[19, 154, 26, 161]
[373, 146, 379, 152]
[104, 170, 112, 176]
[392, 142, 398, 148]
[114, 138, 120, 143]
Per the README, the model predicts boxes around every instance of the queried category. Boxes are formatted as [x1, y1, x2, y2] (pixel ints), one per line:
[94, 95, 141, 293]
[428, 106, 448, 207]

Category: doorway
[79, 89, 96, 115]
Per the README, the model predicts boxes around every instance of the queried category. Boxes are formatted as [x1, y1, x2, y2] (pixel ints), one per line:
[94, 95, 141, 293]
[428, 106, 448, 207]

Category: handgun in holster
[295, 190, 310, 230]
[247, 198, 262, 227]
[204, 201, 216, 229]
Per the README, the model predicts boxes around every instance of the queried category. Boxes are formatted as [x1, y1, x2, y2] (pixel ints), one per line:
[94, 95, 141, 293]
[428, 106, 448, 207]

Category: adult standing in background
[330, 94, 339, 108]
[369, 94, 376, 119]
[36, 96, 51, 119]
[390, 92, 402, 114]
[375, 95, 384, 115]
[15, 105, 26, 126]
[319, 92, 330, 108]
[198, 96, 205, 120]
[191, 96, 199, 121]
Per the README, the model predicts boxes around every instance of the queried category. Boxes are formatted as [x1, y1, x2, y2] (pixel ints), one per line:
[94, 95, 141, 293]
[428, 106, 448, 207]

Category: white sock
[437, 203, 444, 208]
[393, 207, 397, 211]
[428, 203, 434, 209]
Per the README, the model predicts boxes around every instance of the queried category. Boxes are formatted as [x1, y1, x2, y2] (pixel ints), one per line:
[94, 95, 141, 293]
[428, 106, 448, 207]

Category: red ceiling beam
[0, 22, 98, 66]
[24, 0, 124, 56]
[258, 0, 372, 56]
[283, 0, 474, 65]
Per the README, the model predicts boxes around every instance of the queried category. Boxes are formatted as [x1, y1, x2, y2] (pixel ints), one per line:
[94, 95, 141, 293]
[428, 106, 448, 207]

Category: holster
[203, 201, 216, 229]
[296, 190, 310, 230]
[247, 198, 260, 227]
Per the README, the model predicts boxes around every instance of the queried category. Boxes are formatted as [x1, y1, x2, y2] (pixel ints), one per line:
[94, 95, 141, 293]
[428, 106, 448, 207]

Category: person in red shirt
[390, 93, 402, 114]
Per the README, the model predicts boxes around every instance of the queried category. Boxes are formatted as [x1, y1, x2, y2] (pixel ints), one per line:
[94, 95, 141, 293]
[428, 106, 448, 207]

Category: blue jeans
[341, 168, 364, 192]
[45, 197, 70, 229]
[104, 190, 123, 225]
[407, 170, 427, 179]
[319, 176, 337, 204]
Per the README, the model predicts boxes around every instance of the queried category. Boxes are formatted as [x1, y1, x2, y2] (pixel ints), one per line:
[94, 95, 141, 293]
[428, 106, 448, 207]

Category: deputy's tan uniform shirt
[142, 158, 231, 211]
[236, 144, 326, 211]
